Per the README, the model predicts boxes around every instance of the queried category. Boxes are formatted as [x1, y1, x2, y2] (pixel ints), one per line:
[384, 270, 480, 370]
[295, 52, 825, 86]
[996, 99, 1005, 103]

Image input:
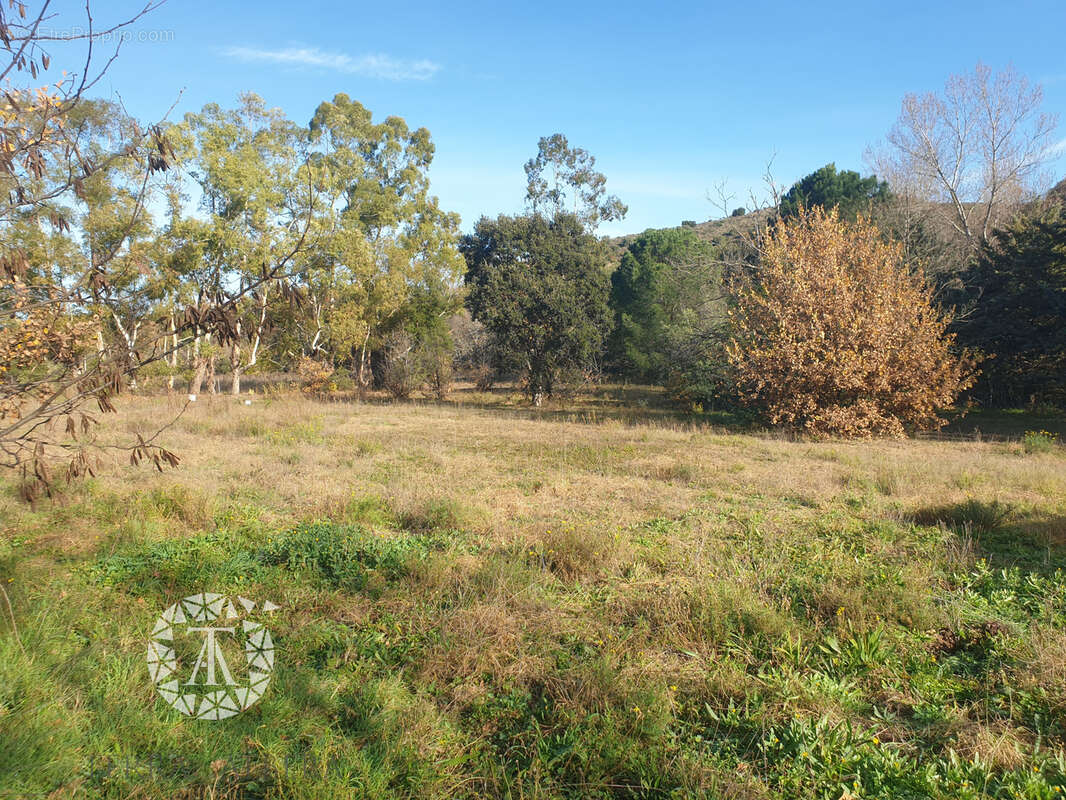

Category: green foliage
[310, 94, 436, 239]
[1023, 429, 1059, 454]
[86, 520, 439, 598]
[779, 163, 890, 220]
[523, 133, 626, 230]
[952, 560, 1066, 624]
[665, 344, 740, 412]
[607, 227, 720, 383]
[956, 205, 1066, 407]
[176, 92, 307, 290]
[262, 522, 434, 590]
[383, 281, 460, 400]
[462, 213, 613, 403]
[277, 93, 464, 384]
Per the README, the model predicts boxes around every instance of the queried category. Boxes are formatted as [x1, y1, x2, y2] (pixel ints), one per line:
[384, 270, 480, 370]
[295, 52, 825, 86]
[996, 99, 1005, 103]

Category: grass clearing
[2, 390, 1066, 798]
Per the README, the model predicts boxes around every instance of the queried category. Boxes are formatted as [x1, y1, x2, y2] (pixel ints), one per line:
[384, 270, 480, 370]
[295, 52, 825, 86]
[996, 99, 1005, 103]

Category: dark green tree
[607, 227, 718, 381]
[461, 213, 612, 404]
[779, 163, 889, 220]
[956, 205, 1066, 406]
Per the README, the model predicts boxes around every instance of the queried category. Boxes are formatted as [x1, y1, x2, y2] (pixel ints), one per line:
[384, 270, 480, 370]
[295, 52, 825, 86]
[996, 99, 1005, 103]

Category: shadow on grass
[939, 406, 1066, 439]
[360, 382, 754, 431]
[323, 382, 1066, 440]
[912, 498, 1066, 572]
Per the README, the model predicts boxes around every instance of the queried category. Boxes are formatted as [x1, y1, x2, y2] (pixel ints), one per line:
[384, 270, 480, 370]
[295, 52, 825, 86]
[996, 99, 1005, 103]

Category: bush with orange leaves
[727, 208, 975, 438]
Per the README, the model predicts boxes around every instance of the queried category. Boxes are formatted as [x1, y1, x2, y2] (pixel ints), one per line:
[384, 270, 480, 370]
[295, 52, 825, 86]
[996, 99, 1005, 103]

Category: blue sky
[76, 0, 1066, 236]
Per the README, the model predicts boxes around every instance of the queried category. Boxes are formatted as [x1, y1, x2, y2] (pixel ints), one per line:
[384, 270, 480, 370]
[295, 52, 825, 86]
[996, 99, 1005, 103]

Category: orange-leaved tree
[727, 207, 974, 437]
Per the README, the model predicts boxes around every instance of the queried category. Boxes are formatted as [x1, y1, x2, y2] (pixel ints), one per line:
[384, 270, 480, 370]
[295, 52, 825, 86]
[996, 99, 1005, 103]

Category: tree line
[461, 63, 1063, 433]
[1, 0, 1062, 497]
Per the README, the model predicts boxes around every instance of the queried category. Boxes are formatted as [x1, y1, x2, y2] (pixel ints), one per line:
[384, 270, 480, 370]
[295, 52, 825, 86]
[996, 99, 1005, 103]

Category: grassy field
[2, 389, 1066, 799]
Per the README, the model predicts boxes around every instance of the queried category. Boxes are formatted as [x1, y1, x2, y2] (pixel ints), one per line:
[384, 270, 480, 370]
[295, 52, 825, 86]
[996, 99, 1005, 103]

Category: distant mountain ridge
[610, 177, 1066, 252]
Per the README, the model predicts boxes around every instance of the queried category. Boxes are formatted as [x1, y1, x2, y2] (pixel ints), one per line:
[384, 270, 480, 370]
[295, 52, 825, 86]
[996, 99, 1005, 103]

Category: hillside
[611, 207, 772, 252]
[610, 176, 1066, 257]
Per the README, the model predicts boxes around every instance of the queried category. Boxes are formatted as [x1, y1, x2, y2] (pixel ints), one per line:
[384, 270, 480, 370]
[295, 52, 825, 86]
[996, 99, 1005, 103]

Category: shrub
[379, 330, 454, 401]
[421, 328, 454, 401]
[471, 364, 495, 392]
[261, 522, 428, 590]
[727, 208, 974, 437]
[427, 355, 452, 401]
[1023, 429, 1059, 454]
[383, 287, 458, 400]
[449, 310, 495, 385]
[381, 331, 423, 400]
[296, 356, 335, 396]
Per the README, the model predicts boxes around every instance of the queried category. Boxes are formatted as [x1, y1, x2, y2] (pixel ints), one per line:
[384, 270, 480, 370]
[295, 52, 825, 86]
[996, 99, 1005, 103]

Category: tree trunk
[167, 313, 177, 390]
[527, 357, 550, 406]
[357, 327, 372, 388]
[190, 358, 207, 396]
[110, 311, 141, 389]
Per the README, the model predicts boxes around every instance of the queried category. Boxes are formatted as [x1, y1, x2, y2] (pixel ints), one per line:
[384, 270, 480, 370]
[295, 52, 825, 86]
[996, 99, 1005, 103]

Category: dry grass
[2, 390, 1066, 798]
[21, 391, 1059, 544]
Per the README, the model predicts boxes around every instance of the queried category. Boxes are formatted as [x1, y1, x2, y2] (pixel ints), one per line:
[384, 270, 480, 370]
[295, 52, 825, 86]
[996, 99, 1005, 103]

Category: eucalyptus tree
[151, 179, 215, 391]
[304, 93, 463, 385]
[524, 133, 627, 231]
[176, 93, 312, 394]
[69, 100, 174, 384]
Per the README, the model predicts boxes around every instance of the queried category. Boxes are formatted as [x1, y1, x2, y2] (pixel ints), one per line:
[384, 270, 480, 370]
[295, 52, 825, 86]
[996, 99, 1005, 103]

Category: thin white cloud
[222, 45, 441, 81]
[1048, 137, 1066, 158]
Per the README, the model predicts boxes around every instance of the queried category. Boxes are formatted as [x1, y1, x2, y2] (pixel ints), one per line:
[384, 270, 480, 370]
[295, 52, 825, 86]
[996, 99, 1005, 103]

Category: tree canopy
[869, 62, 1058, 252]
[524, 133, 626, 230]
[302, 93, 464, 387]
[778, 163, 889, 220]
[957, 205, 1066, 406]
[608, 227, 719, 382]
[728, 208, 973, 437]
[462, 213, 612, 404]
